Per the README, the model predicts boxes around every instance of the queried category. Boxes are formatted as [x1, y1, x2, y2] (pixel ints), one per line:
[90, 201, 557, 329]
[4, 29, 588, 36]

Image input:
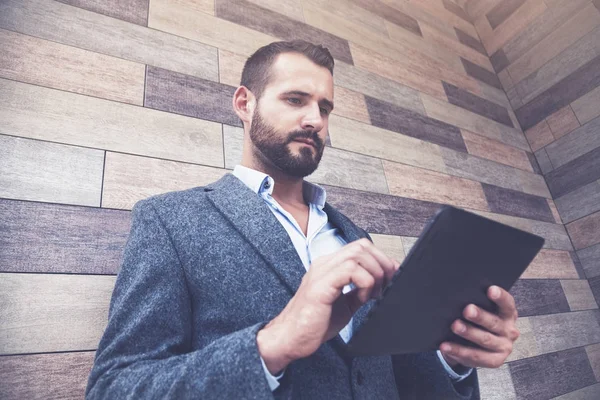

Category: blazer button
[357, 370, 364, 386]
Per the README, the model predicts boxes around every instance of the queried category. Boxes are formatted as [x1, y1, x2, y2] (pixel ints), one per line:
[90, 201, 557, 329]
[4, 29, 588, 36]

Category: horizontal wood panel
[534, 148, 553, 175]
[545, 106, 580, 140]
[477, 364, 516, 400]
[579, 243, 600, 279]
[348, 0, 421, 36]
[443, 81, 513, 127]
[571, 84, 600, 125]
[524, 120, 554, 152]
[486, 0, 525, 29]
[482, 183, 554, 223]
[511, 279, 570, 317]
[520, 249, 579, 279]
[369, 234, 405, 265]
[551, 181, 600, 225]
[0, 199, 130, 275]
[454, 27, 487, 55]
[546, 116, 600, 171]
[461, 57, 502, 89]
[0, 135, 103, 207]
[546, 145, 600, 199]
[553, 383, 600, 400]
[530, 310, 600, 355]
[462, 130, 532, 172]
[561, 280, 599, 312]
[566, 211, 600, 251]
[57, 0, 150, 24]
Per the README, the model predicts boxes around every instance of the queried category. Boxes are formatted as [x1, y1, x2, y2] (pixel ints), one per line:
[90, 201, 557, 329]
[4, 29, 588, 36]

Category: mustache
[288, 131, 323, 148]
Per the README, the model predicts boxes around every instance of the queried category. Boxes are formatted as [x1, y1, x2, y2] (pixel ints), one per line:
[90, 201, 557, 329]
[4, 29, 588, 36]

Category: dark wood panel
[350, 0, 422, 36]
[554, 180, 600, 224]
[579, 243, 600, 279]
[509, 347, 596, 400]
[570, 251, 587, 280]
[590, 276, 600, 307]
[0, 199, 130, 274]
[443, 0, 471, 23]
[215, 0, 353, 64]
[455, 28, 487, 56]
[481, 183, 555, 223]
[567, 210, 600, 251]
[365, 95, 468, 152]
[527, 152, 542, 175]
[461, 57, 502, 90]
[545, 116, 600, 170]
[0, 352, 95, 400]
[515, 54, 600, 131]
[490, 48, 509, 73]
[534, 148, 554, 175]
[511, 279, 570, 317]
[546, 145, 600, 199]
[145, 66, 240, 127]
[443, 82, 513, 127]
[323, 184, 441, 237]
[486, 0, 526, 29]
[56, 0, 149, 25]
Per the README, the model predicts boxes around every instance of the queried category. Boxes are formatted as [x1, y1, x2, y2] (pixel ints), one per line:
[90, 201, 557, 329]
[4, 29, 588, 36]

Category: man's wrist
[257, 321, 294, 375]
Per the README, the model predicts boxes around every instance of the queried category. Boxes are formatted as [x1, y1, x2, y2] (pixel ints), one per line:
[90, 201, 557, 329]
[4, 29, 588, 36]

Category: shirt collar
[232, 165, 326, 209]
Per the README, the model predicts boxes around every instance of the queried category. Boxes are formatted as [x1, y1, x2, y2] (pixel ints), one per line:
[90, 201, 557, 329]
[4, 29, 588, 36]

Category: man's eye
[288, 98, 301, 105]
[320, 107, 329, 115]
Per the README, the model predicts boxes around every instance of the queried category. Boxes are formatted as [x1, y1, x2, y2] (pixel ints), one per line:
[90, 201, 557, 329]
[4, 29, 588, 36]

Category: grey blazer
[86, 173, 480, 399]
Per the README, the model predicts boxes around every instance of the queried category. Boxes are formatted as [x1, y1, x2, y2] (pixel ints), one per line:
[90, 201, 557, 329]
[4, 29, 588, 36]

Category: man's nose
[300, 103, 324, 133]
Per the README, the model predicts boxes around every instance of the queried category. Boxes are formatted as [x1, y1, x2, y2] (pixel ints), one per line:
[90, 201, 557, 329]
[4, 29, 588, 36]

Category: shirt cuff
[436, 350, 473, 383]
[260, 355, 285, 391]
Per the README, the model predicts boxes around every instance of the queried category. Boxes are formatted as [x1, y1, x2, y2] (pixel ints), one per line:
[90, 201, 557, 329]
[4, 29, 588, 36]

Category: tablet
[347, 205, 545, 356]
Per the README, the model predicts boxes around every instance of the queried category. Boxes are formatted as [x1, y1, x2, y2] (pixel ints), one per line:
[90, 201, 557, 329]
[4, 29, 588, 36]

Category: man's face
[248, 52, 334, 178]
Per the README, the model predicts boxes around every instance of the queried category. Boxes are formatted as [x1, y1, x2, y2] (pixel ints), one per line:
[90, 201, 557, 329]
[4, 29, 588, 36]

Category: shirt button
[264, 181, 270, 189]
[357, 370, 364, 386]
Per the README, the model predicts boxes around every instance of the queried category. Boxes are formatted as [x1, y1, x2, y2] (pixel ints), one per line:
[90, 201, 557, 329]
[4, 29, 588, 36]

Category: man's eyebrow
[283, 90, 334, 111]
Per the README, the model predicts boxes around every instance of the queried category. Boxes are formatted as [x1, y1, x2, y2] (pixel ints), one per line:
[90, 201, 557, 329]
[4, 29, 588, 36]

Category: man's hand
[439, 286, 520, 369]
[257, 238, 400, 374]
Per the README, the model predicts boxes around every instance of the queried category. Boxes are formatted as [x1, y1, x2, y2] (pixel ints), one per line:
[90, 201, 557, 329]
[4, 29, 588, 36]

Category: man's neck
[241, 161, 307, 207]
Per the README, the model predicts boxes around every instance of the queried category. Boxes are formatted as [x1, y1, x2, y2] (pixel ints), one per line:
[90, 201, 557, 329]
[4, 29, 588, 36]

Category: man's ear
[233, 86, 256, 124]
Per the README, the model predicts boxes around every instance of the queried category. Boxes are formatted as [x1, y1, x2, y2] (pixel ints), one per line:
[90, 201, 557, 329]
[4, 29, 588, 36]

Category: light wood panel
[0, 79, 224, 167]
[530, 310, 600, 355]
[248, 0, 304, 21]
[57, 0, 151, 24]
[331, 86, 371, 124]
[545, 116, 600, 171]
[0, 0, 219, 82]
[218, 49, 246, 87]
[547, 199, 562, 225]
[350, 0, 423, 37]
[0, 135, 103, 207]
[370, 234, 405, 264]
[524, 120, 554, 152]
[561, 280, 598, 311]
[0, 28, 144, 105]
[571, 85, 600, 125]
[477, 364, 517, 400]
[587, 343, 600, 383]
[566, 211, 600, 251]
[506, 317, 539, 363]
[486, 0, 526, 29]
[461, 130, 532, 172]
[102, 152, 228, 210]
[380, 0, 462, 39]
[546, 106, 580, 140]
[0, 273, 115, 354]
[555, 180, 600, 224]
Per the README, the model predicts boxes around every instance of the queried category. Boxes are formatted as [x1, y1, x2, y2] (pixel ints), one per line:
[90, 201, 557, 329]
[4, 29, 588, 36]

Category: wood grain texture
[506, 86, 523, 109]
[102, 152, 228, 210]
[0, 199, 130, 275]
[516, 167, 552, 200]
[380, 0, 464, 39]
[526, 152, 541, 175]
[481, 183, 554, 223]
[486, 0, 525, 29]
[421, 94, 530, 151]
[511, 279, 570, 317]
[546, 145, 600, 199]
[454, 27, 487, 55]
[365, 95, 467, 153]
[370, 234, 405, 264]
[553, 383, 600, 400]
[0, 28, 145, 105]
[443, 0, 471, 22]
[0, 135, 103, 207]
[322, 184, 441, 237]
[546, 106, 581, 140]
[477, 364, 517, 400]
[402, 0, 479, 37]
[0, 79, 224, 167]
[0, 273, 115, 354]
[521, 249, 578, 279]
[528, 218, 573, 251]
[215, 0, 353, 64]
[401, 237, 418, 255]
[545, 116, 600, 171]
[524, 120, 555, 152]
[350, 0, 422, 36]
[586, 343, 600, 385]
[570, 251, 587, 280]
[507, 4, 600, 86]
[561, 280, 598, 311]
[56, 0, 150, 25]
[579, 243, 600, 279]
[0, 351, 95, 400]
[507, 317, 539, 363]
[443, 81, 513, 127]
[460, 57, 502, 90]
[510, 347, 596, 400]
[591, 277, 600, 310]
[382, 160, 489, 211]
[530, 310, 600, 355]
[514, 25, 600, 107]
[571, 84, 600, 125]
[490, 48, 509, 72]
[547, 199, 562, 225]
[462, 130, 533, 172]
[566, 211, 600, 251]
[218, 49, 246, 87]
[0, 0, 219, 82]
[145, 66, 240, 127]
[247, 0, 304, 21]
[534, 148, 553, 175]
[331, 86, 371, 124]
[497, 69, 514, 92]
[334, 61, 425, 115]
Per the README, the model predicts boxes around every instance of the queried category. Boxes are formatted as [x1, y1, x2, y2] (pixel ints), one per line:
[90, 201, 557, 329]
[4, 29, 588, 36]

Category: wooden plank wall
[466, 0, 600, 398]
[0, 0, 596, 399]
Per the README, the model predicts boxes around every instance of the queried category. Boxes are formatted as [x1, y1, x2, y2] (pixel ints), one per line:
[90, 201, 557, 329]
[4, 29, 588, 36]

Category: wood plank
[0, 28, 144, 106]
[460, 57, 502, 90]
[486, 0, 526, 29]
[247, 0, 304, 21]
[579, 243, 600, 279]
[0, 0, 219, 82]
[534, 148, 554, 175]
[454, 27, 487, 55]
[0, 135, 103, 207]
[482, 183, 554, 223]
[303, 0, 390, 38]
[382, 160, 490, 211]
[561, 280, 598, 311]
[370, 234, 405, 264]
[102, 152, 228, 210]
[408, 0, 479, 37]
[571, 84, 600, 125]
[510, 347, 596, 400]
[546, 106, 581, 140]
[530, 310, 600, 355]
[351, 0, 422, 36]
[547, 199, 562, 224]
[514, 25, 600, 107]
[521, 249, 579, 279]
[0, 273, 115, 354]
[443, 81, 513, 127]
[331, 86, 371, 124]
[524, 120, 554, 152]
[516, 167, 552, 200]
[56, 0, 150, 25]
[527, 152, 541, 175]
[401, 237, 418, 255]
[497, 69, 514, 91]
[465, 0, 503, 21]
[215, 0, 353, 64]
[546, 145, 600, 199]
[545, 116, 600, 170]
[218, 49, 246, 87]
[421, 93, 530, 151]
[511, 279, 570, 317]
[566, 210, 600, 251]
[145, 66, 240, 127]
[477, 364, 517, 400]
[462, 130, 533, 172]
[570, 251, 587, 280]
[443, 0, 471, 22]
[553, 383, 600, 400]
[507, 317, 540, 363]
[585, 343, 600, 386]
[591, 277, 600, 310]
[0, 79, 224, 167]
[0, 199, 130, 275]
[365, 95, 467, 153]
[490, 48, 509, 73]
[0, 352, 95, 400]
[380, 0, 463, 39]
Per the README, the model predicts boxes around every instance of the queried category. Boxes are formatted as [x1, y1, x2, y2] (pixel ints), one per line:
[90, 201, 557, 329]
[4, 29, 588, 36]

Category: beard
[249, 110, 324, 178]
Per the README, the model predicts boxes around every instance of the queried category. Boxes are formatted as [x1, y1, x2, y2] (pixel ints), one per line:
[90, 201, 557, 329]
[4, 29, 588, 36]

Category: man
[86, 41, 520, 399]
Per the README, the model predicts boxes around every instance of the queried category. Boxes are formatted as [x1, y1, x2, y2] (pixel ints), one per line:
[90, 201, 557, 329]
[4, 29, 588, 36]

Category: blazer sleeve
[85, 199, 275, 400]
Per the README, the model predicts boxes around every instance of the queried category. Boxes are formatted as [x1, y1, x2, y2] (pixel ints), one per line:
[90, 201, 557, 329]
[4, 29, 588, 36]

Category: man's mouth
[293, 138, 316, 148]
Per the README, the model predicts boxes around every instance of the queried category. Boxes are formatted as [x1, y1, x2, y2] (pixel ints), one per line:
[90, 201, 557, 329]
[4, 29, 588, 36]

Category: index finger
[488, 285, 518, 320]
[357, 238, 399, 281]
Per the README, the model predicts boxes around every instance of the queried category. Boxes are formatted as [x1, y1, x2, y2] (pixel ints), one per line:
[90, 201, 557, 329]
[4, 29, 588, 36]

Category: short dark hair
[240, 40, 334, 100]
